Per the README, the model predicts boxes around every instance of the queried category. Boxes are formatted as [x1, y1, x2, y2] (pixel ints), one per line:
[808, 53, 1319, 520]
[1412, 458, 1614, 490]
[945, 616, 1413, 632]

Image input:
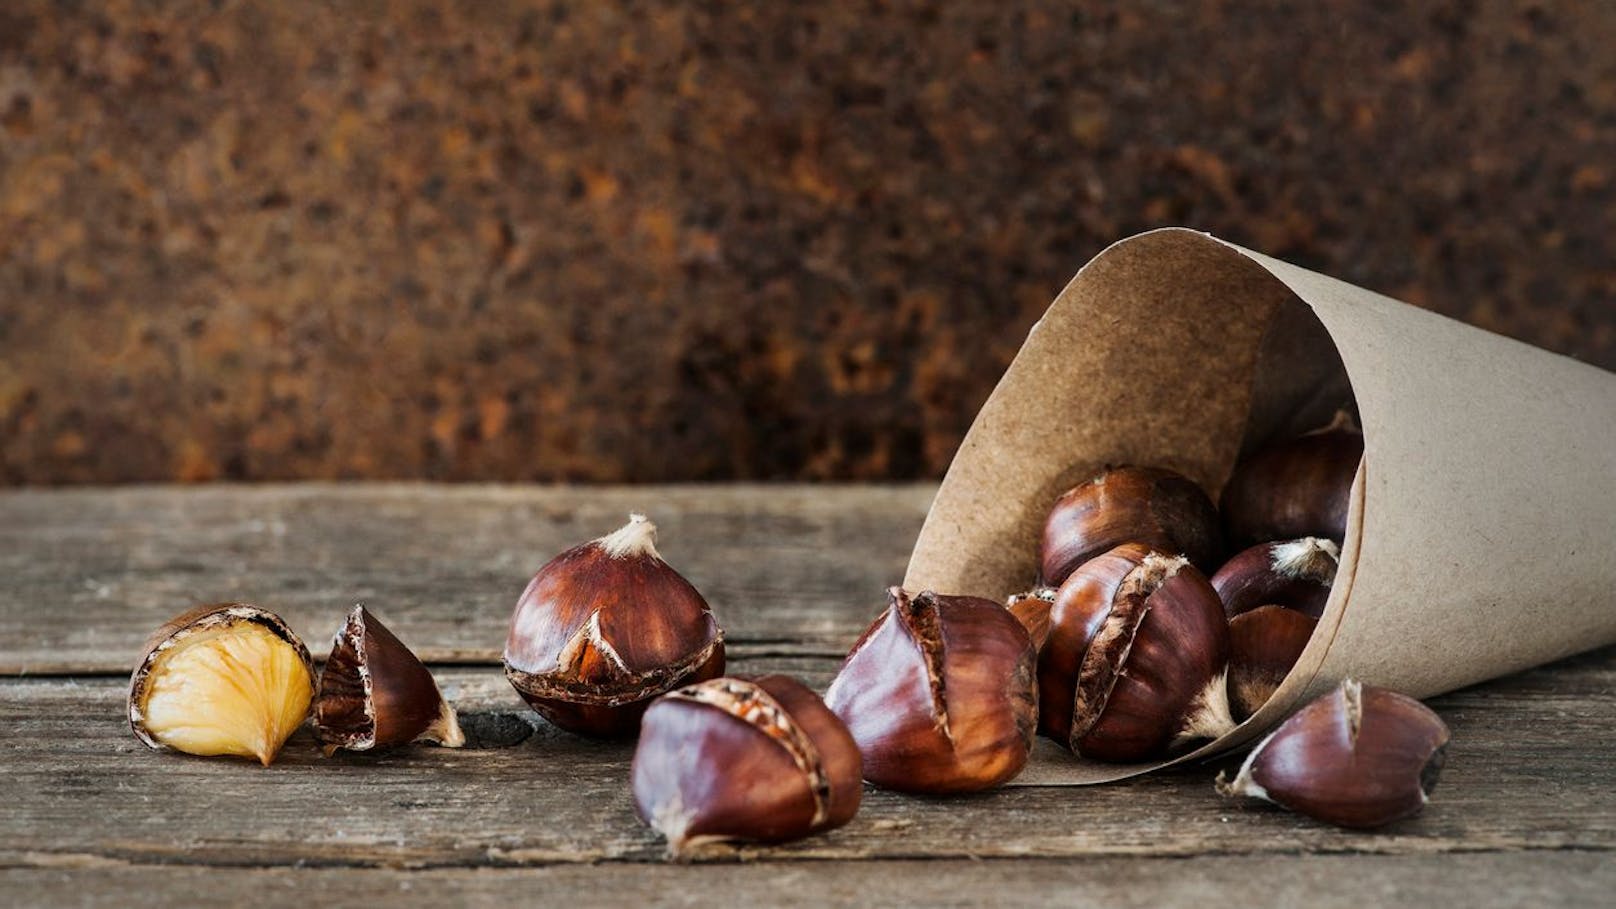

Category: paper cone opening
[905, 228, 1616, 784]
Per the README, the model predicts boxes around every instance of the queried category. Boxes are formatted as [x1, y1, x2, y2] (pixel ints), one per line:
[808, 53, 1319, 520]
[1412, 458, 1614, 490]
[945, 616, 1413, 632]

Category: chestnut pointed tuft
[505, 514, 725, 737]
[1218, 679, 1450, 828]
[314, 605, 464, 754]
[826, 588, 1038, 793]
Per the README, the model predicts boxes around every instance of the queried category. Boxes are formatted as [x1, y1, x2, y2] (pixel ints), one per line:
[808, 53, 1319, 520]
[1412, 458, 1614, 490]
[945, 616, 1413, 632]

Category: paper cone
[904, 228, 1616, 784]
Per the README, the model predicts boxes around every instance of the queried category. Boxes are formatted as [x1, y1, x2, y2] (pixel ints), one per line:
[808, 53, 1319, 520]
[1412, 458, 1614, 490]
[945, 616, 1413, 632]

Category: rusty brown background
[2, 1, 1612, 484]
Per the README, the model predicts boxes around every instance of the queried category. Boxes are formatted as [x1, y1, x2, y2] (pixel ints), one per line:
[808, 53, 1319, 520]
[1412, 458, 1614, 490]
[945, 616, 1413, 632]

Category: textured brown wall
[2, 1, 1613, 484]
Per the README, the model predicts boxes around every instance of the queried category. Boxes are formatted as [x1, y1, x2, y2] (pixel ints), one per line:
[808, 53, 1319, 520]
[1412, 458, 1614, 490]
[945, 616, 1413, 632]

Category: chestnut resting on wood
[504, 514, 725, 737]
[314, 605, 464, 754]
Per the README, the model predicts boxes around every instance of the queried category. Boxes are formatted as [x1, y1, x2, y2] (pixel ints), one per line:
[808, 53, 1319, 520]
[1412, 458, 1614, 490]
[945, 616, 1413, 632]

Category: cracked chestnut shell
[314, 605, 464, 753]
[1211, 537, 1340, 620]
[1227, 605, 1319, 720]
[1218, 679, 1450, 828]
[1039, 543, 1235, 762]
[825, 588, 1037, 793]
[632, 674, 862, 858]
[1221, 421, 1363, 547]
[1041, 465, 1222, 586]
[504, 514, 725, 737]
[128, 603, 314, 766]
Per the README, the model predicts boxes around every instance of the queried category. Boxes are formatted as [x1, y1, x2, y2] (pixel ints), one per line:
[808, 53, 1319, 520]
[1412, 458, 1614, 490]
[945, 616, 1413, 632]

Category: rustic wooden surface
[1, 485, 1611, 907]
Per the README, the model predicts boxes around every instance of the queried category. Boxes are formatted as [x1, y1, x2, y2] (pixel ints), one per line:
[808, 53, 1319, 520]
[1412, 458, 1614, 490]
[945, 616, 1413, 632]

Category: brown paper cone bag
[904, 228, 1616, 784]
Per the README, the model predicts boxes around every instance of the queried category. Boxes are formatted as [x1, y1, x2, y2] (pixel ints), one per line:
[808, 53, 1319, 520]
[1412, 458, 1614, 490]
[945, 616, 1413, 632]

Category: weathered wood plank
[6, 852, 1612, 909]
[3, 649, 1612, 868]
[0, 484, 934, 673]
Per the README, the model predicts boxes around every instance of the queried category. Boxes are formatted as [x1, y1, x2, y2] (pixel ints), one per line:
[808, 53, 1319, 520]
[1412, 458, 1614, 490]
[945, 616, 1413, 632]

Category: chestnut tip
[1211, 537, 1339, 620]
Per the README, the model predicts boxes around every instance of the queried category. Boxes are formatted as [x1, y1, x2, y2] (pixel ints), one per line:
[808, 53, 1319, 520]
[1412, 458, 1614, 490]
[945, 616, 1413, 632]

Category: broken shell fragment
[631, 674, 862, 858]
[314, 605, 464, 753]
[128, 603, 315, 766]
[1218, 679, 1450, 828]
[504, 513, 725, 737]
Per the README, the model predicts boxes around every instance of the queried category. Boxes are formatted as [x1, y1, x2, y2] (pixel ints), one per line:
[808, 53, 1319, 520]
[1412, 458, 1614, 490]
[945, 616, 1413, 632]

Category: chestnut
[632, 674, 862, 858]
[1227, 605, 1318, 719]
[1005, 587, 1057, 652]
[128, 603, 315, 766]
[825, 588, 1037, 793]
[1039, 543, 1235, 762]
[1221, 419, 1363, 546]
[1218, 679, 1450, 828]
[314, 605, 465, 753]
[504, 513, 725, 737]
[1041, 465, 1222, 586]
[1210, 537, 1339, 620]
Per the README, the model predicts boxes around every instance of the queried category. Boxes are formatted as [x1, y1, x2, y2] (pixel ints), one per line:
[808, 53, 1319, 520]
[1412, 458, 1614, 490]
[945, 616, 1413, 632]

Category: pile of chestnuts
[125, 418, 1453, 855]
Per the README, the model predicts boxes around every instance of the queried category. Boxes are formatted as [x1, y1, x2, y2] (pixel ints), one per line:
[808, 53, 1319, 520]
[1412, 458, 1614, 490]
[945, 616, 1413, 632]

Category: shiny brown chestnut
[1211, 537, 1339, 620]
[1227, 605, 1319, 719]
[1041, 465, 1222, 586]
[1221, 418, 1363, 547]
[504, 514, 725, 737]
[1006, 587, 1057, 652]
[825, 588, 1037, 793]
[632, 674, 862, 858]
[314, 605, 465, 754]
[128, 603, 315, 766]
[1039, 543, 1235, 762]
[1218, 679, 1450, 828]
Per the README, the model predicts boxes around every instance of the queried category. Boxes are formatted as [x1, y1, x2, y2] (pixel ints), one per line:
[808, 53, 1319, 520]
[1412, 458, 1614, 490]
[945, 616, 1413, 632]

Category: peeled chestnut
[1227, 605, 1318, 719]
[1211, 537, 1339, 619]
[1005, 587, 1056, 651]
[825, 588, 1037, 793]
[1218, 679, 1450, 828]
[1041, 465, 1222, 586]
[314, 605, 465, 754]
[632, 674, 862, 858]
[1039, 543, 1235, 762]
[504, 513, 725, 737]
[128, 603, 314, 766]
[1221, 419, 1363, 546]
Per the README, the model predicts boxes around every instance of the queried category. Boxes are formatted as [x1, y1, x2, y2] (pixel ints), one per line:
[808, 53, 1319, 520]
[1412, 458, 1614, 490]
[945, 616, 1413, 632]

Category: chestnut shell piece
[504, 514, 725, 737]
[127, 603, 315, 764]
[315, 605, 464, 753]
[1221, 425, 1363, 547]
[1005, 588, 1057, 653]
[1218, 680, 1450, 828]
[825, 588, 1038, 793]
[1039, 543, 1235, 762]
[631, 674, 862, 858]
[1211, 537, 1340, 620]
[1227, 605, 1319, 720]
[1041, 465, 1223, 586]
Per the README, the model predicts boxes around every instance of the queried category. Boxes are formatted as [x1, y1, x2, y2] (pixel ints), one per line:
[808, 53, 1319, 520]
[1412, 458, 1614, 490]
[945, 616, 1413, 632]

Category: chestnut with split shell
[504, 513, 725, 737]
[314, 605, 464, 754]
[128, 603, 315, 766]
[825, 588, 1038, 793]
[1210, 537, 1339, 620]
[1221, 417, 1363, 547]
[1041, 465, 1222, 586]
[632, 674, 862, 858]
[1218, 679, 1450, 828]
[1039, 543, 1236, 762]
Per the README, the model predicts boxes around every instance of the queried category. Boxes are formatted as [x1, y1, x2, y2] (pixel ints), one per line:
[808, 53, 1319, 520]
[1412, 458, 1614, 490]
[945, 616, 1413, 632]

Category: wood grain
[0, 484, 933, 673]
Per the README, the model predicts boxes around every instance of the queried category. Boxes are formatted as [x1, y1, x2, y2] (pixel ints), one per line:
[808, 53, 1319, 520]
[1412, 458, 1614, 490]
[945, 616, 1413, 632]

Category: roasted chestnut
[632, 674, 863, 858]
[1210, 537, 1339, 619]
[504, 514, 725, 737]
[1218, 679, 1450, 828]
[1039, 543, 1235, 762]
[1041, 465, 1222, 586]
[128, 603, 315, 766]
[1227, 605, 1319, 719]
[1221, 419, 1363, 546]
[825, 588, 1037, 793]
[314, 605, 464, 753]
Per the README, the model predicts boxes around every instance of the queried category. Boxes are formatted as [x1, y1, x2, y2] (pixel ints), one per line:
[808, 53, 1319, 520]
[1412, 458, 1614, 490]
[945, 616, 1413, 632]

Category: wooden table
[3, 485, 1611, 907]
